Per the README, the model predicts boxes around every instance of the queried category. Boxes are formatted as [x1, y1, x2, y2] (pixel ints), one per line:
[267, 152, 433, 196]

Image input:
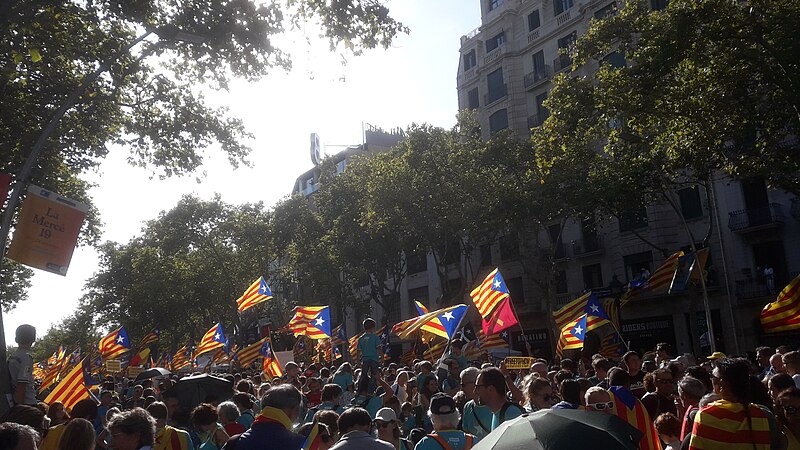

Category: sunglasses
[588, 401, 614, 410]
[784, 406, 799, 416]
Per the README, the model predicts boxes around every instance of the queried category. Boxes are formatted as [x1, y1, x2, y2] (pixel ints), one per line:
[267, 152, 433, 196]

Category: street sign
[503, 356, 535, 370]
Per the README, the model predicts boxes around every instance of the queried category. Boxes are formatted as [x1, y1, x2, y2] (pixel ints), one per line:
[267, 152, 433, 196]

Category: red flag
[481, 298, 519, 336]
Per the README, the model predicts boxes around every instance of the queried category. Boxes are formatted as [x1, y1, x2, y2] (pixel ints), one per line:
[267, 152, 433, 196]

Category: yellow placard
[504, 356, 535, 370]
[106, 360, 122, 372]
[127, 366, 144, 378]
[7, 185, 88, 275]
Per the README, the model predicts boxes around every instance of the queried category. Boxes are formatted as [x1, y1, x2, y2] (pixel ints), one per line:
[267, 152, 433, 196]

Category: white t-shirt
[390, 383, 407, 403]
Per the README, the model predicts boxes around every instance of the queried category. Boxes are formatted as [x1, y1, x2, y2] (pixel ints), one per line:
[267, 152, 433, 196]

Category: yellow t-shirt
[41, 423, 66, 450]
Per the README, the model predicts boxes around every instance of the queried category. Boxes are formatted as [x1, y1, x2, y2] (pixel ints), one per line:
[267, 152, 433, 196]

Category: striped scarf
[688, 400, 772, 450]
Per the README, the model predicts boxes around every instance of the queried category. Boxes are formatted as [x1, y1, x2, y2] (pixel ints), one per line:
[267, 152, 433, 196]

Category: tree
[30, 305, 101, 362]
[0, 0, 408, 307]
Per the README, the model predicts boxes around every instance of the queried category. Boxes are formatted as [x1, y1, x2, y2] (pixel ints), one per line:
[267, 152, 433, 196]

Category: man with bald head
[530, 362, 548, 379]
[770, 353, 785, 375]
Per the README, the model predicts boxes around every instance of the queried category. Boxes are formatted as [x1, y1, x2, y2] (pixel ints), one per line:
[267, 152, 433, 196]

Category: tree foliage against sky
[0, 0, 407, 308]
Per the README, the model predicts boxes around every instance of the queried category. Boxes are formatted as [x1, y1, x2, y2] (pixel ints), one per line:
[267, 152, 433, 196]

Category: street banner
[503, 356, 535, 370]
[7, 184, 87, 275]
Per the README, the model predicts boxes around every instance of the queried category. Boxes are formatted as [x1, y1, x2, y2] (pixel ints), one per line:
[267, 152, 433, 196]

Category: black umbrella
[474, 409, 643, 450]
[162, 374, 234, 411]
[133, 367, 172, 381]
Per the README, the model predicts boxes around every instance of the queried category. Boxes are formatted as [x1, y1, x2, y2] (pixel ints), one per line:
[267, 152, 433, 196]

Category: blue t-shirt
[305, 401, 345, 422]
[357, 333, 381, 362]
[351, 394, 383, 418]
[237, 410, 255, 429]
[414, 430, 476, 450]
[490, 402, 523, 430]
[460, 400, 493, 440]
[332, 372, 353, 392]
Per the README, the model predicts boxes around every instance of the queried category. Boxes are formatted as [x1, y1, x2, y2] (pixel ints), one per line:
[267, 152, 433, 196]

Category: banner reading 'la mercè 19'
[7, 184, 88, 276]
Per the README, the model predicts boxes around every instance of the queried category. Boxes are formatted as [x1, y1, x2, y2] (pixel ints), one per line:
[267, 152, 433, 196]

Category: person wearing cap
[374, 407, 413, 450]
[414, 393, 476, 450]
[7, 324, 36, 406]
[707, 351, 727, 369]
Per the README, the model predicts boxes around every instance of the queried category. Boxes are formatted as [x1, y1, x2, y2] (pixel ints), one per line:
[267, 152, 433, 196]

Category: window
[486, 68, 506, 103]
[623, 251, 654, 283]
[532, 50, 546, 76]
[618, 207, 648, 232]
[527, 10, 541, 32]
[467, 88, 479, 109]
[480, 244, 493, 267]
[557, 32, 577, 68]
[650, 0, 668, 10]
[463, 49, 477, 71]
[408, 286, 429, 304]
[407, 252, 427, 274]
[555, 270, 568, 294]
[601, 52, 626, 69]
[507, 277, 525, 305]
[335, 159, 347, 174]
[594, 2, 617, 19]
[486, 32, 505, 53]
[583, 264, 604, 289]
[535, 92, 549, 119]
[500, 234, 519, 261]
[386, 293, 401, 324]
[489, 0, 504, 11]
[554, 0, 574, 16]
[678, 186, 703, 220]
[489, 109, 509, 134]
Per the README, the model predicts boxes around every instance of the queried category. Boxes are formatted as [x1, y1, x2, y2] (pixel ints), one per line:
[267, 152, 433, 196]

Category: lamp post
[0, 26, 208, 414]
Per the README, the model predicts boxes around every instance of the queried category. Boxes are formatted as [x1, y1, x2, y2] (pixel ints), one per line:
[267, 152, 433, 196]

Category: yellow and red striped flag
[44, 358, 91, 411]
[470, 268, 511, 318]
[348, 332, 364, 358]
[263, 340, 283, 380]
[194, 323, 226, 358]
[236, 276, 274, 313]
[414, 301, 449, 339]
[646, 251, 684, 294]
[553, 292, 592, 331]
[391, 304, 465, 340]
[477, 329, 510, 350]
[172, 345, 191, 371]
[98, 327, 131, 360]
[423, 341, 448, 362]
[288, 306, 332, 339]
[237, 337, 269, 367]
[761, 275, 800, 333]
[138, 329, 159, 349]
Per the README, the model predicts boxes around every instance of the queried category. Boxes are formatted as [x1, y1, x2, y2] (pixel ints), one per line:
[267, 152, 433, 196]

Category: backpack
[427, 433, 475, 450]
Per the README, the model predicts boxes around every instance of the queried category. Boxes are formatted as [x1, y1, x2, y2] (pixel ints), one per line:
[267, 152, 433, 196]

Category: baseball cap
[429, 393, 456, 415]
[374, 407, 398, 423]
[707, 352, 727, 360]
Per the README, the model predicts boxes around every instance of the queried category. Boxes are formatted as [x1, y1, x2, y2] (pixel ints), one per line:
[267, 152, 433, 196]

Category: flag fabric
[294, 336, 309, 360]
[288, 306, 332, 339]
[620, 279, 647, 307]
[647, 251, 684, 294]
[172, 345, 190, 371]
[478, 329, 510, 351]
[263, 340, 283, 379]
[237, 337, 270, 367]
[561, 315, 587, 351]
[128, 348, 151, 367]
[760, 275, 800, 333]
[689, 248, 710, 283]
[481, 297, 519, 336]
[138, 329, 159, 349]
[423, 341, 448, 362]
[669, 252, 697, 294]
[459, 322, 478, 343]
[332, 325, 347, 345]
[333, 345, 343, 360]
[379, 325, 391, 360]
[688, 400, 772, 450]
[599, 333, 624, 358]
[236, 276, 274, 313]
[44, 358, 92, 411]
[391, 304, 466, 340]
[301, 422, 323, 450]
[98, 326, 131, 360]
[610, 386, 661, 450]
[552, 292, 591, 332]
[400, 345, 417, 365]
[414, 301, 449, 339]
[195, 323, 226, 358]
[39, 366, 60, 393]
[584, 294, 610, 332]
[348, 332, 363, 358]
[470, 268, 510, 318]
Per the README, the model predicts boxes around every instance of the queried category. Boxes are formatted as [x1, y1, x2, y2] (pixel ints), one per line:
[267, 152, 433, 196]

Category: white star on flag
[493, 279, 502, 289]
[501, 331, 508, 338]
[315, 317, 325, 326]
[116, 336, 125, 344]
[442, 311, 455, 321]
[573, 325, 583, 336]
[214, 333, 221, 340]
[590, 304, 599, 313]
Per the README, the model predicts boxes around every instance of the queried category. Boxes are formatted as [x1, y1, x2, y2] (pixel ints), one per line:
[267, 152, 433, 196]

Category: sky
[2, 1, 481, 346]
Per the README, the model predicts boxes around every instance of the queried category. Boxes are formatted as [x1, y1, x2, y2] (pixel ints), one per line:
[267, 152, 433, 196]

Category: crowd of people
[4, 320, 800, 450]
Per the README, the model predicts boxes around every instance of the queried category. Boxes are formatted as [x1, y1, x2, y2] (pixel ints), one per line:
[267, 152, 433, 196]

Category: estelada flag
[194, 323, 226, 358]
[44, 358, 92, 411]
[761, 275, 800, 333]
[236, 276, 274, 313]
[481, 297, 519, 336]
[98, 327, 131, 360]
[470, 268, 510, 318]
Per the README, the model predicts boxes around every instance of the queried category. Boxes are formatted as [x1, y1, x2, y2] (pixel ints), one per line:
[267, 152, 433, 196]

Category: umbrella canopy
[474, 409, 643, 450]
[133, 367, 172, 381]
[162, 374, 234, 411]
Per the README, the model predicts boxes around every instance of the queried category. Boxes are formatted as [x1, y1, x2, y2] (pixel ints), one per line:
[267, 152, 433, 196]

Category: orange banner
[7, 185, 87, 275]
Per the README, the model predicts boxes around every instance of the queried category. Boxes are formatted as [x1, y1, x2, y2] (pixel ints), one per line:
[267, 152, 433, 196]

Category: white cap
[374, 407, 398, 422]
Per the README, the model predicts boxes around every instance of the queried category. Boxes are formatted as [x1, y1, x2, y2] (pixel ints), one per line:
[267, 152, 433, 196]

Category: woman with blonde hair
[58, 418, 96, 450]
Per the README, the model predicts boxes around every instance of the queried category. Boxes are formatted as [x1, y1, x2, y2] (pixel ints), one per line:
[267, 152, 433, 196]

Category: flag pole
[435, 310, 468, 369]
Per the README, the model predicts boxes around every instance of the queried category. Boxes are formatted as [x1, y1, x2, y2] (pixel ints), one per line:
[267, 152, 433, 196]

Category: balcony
[572, 236, 603, 257]
[553, 54, 572, 73]
[524, 65, 552, 90]
[734, 279, 773, 304]
[728, 203, 785, 234]
[485, 84, 507, 105]
[556, 9, 572, 26]
[791, 198, 800, 220]
[527, 28, 540, 44]
[460, 26, 480, 46]
[484, 45, 505, 65]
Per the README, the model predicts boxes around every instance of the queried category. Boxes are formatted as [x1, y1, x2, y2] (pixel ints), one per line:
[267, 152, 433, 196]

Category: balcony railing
[791, 198, 800, 220]
[484, 45, 505, 65]
[556, 9, 572, 26]
[728, 203, 785, 232]
[460, 27, 480, 46]
[734, 279, 773, 303]
[524, 65, 552, 89]
[572, 236, 603, 257]
[485, 84, 507, 105]
[553, 54, 572, 73]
